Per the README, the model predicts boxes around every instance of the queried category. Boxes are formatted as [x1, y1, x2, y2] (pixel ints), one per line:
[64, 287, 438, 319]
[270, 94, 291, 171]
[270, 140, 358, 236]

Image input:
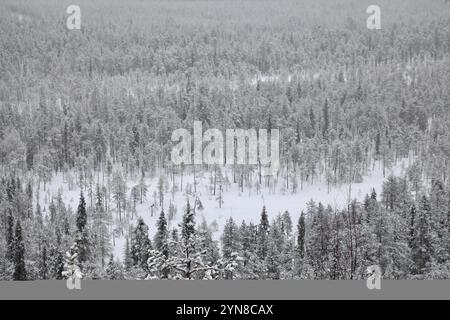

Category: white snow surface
[35, 157, 412, 261]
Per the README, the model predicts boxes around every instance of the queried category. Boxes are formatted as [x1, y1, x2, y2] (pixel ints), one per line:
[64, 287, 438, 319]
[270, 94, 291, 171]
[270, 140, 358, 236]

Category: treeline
[1, 174, 449, 280]
[133, 177, 450, 280]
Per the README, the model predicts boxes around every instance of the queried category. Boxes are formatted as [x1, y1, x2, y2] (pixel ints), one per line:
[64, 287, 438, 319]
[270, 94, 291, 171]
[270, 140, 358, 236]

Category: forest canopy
[0, 0, 449, 281]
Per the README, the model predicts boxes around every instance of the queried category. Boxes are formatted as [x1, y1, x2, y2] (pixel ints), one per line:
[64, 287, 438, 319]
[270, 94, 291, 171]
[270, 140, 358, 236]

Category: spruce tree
[154, 210, 168, 254]
[131, 218, 152, 270]
[94, 185, 110, 268]
[266, 240, 281, 280]
[307, 202, 331, 279]
[221, 217, 240, 260]
[13, 220, 26, 280]
[429, 180, 449, 263]
[62, 242, 83, 282]
[408, 205, 416, 248]
[281, 211, 293, 239]
[26, 182, 33, 219]
[330, 213, 343, 280]
[411, 196, 433, 275]
[238, 221, 257, 279]
[106, 254, 124, 280]
[171, 200, 212, 279]
[76, 191, 87, 232]
[39, 245, 48, 280]
[257, 206, 270, 260]
[259, 206, 269, 232]
[5, 210, 14, 262]
[76, 192, 90, 263]
[49, 246, 64, 280]
[181, 201, 195, 245]
[297, 212, 306, 259]
[371, 189, 377, 201]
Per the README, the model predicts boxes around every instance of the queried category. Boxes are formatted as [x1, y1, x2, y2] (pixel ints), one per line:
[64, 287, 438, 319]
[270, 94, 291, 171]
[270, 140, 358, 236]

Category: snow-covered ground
[35, 156, 412, 260]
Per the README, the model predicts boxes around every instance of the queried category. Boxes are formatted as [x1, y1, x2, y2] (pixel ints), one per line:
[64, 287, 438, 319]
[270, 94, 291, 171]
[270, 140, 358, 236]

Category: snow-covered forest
[0, 0, 450, 280]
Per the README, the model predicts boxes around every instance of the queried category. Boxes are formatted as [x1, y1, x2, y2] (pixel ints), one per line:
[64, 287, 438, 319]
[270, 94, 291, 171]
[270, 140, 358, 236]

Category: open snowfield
[35, 156, 413, 260]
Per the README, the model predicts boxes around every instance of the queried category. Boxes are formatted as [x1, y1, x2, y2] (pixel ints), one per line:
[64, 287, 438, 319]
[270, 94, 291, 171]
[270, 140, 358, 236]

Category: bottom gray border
[0, 280, 449, 300]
